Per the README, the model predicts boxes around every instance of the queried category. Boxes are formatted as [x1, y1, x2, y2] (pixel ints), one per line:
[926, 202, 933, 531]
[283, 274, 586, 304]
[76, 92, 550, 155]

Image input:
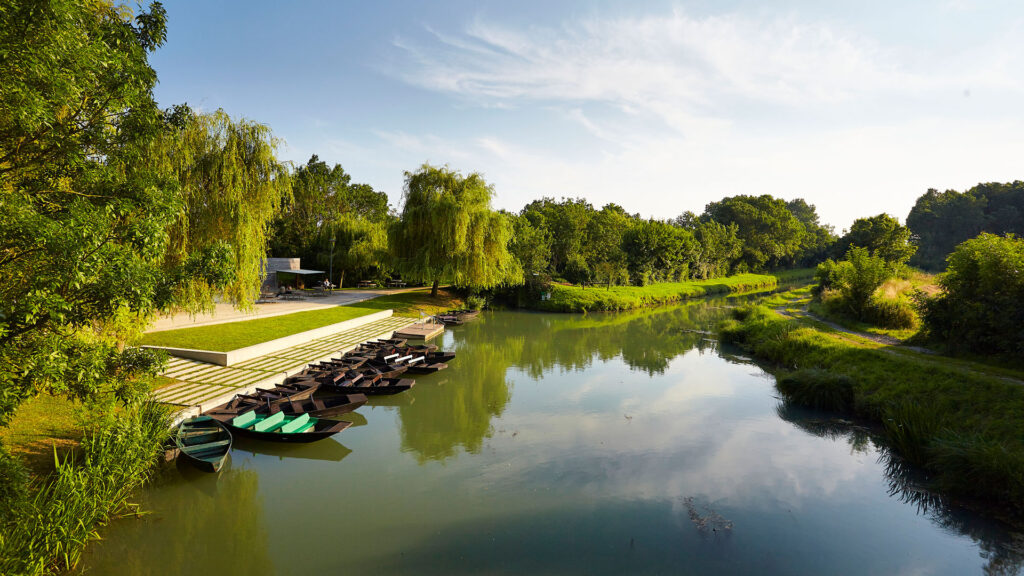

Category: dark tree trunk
[431, 279, 439, 297]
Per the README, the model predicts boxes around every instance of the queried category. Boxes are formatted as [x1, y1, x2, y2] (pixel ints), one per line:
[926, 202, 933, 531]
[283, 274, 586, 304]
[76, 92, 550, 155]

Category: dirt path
[775, 305, 1024, 386]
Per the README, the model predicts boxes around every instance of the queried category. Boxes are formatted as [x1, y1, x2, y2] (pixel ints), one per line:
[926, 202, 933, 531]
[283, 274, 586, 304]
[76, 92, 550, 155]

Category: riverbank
[719, 299, 1024, 513]
[530, 270, 811, 313]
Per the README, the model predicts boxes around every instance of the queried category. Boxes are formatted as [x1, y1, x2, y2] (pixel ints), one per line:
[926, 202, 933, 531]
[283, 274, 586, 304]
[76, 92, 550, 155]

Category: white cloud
[378, 8, 1024, 228]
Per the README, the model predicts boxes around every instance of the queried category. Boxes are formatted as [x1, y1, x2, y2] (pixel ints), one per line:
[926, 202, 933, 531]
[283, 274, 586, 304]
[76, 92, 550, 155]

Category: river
[83, 298, 1024, 575]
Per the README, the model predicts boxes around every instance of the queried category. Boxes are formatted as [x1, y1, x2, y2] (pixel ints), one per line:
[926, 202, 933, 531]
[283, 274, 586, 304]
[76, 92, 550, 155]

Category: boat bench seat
[233, 410, 259, 429]
[254, 411, 286, 432]
[280, 413, 311, 434]
[292, 418, 318, 434]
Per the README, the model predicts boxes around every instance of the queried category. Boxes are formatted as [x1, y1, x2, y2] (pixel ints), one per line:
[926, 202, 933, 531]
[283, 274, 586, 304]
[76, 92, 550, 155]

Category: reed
[0, 401, 172, 576]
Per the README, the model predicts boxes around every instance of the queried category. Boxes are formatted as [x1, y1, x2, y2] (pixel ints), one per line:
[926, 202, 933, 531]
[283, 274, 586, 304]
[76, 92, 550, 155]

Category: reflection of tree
[776, 399, 1024, 576]
[398, 339, 513, 463]
[85, 468, 274, 575]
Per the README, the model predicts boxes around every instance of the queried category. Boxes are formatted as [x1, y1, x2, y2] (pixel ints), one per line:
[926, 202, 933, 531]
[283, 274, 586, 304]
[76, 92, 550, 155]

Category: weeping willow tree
[151, 107, 291, 311]
[317, 215, 389, 288]
[390, 164, 521, 296]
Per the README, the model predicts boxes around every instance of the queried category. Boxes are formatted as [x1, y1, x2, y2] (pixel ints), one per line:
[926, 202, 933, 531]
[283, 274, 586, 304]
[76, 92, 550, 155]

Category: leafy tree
[691, 220, 742, 279]
[390, 164, 521, 296]
[786, 198, 837, 266]
[151, 108, 291, 309]
[586, 204, 632, 288]
[507, 213, 551, 278]
[268, 154, 388, 262]
[907, 182, 1024, 271]
[836, 213, 916, 267]
[703, 195, 805, 271]
[521, 197, 593, 276]
[0, 1, 173, 423]
[622, 220, 697, 285]
[317, 216, 389, 288]
[919, 233, 1024, 356]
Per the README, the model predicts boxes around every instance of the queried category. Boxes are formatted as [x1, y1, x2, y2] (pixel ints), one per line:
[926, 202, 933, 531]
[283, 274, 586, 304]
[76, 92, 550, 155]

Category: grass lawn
[532, 272, 793, 312]
[0, 394, 82, 477]
[139, 288, 464, 352]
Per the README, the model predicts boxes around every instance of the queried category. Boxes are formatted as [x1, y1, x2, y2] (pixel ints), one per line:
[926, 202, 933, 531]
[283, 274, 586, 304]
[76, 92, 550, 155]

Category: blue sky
[151, 0, 1024, 230]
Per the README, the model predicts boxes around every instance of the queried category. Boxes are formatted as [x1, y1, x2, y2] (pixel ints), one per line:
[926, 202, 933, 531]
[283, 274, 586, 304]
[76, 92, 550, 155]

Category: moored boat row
[174, 333, 456, 471]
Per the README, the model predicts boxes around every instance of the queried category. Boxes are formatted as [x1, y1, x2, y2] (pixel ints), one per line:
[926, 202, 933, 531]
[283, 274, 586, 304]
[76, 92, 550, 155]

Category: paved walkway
[153, 315, 417, 409]
[146, 286, 427, 333]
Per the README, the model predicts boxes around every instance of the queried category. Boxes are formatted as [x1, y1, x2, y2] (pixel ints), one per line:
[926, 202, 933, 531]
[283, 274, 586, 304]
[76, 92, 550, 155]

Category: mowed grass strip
[138, 289, 460, 352]
[534, 272, 787, 312]
[139, 305, 382, 351]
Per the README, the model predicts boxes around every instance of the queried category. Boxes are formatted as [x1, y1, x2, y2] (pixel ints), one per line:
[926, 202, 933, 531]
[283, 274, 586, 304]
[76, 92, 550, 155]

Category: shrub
[814, 247, 892, 320]
[920, 233, 1024, 356]
[865, 297, 918, 330]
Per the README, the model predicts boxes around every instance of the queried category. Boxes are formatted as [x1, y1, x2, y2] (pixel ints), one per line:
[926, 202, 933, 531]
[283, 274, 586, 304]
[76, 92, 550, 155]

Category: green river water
[83, 298, 1024, 575]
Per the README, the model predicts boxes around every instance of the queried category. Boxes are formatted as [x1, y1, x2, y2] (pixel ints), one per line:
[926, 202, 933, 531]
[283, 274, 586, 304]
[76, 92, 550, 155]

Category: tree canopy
[390, 164, 521, 296]
[907, 182, 1024, 271]
[702, 195, 806, 271]
[835, 213, 916, 267]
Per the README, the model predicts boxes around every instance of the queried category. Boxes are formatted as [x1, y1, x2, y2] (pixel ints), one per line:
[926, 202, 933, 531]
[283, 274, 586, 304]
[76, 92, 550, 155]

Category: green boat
[213, 409, 351, 443]
[175, 416, 233, 473]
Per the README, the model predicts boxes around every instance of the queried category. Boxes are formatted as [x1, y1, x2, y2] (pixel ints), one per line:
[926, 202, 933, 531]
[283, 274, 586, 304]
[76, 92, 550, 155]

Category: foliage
[786, 198, 837, 266]
[151, 108, 291, 310]
[268, 154, 389, 268]
[532, 273, 777, 312]
[835, 213, 916, 267]
[919, 233, 1024, 356]
[390, 164, 521, 296]
[507, 212, 552, 278]
[690, 220, 742, 279]
[721, 302, 1024, 508]
[621, 219, 697, 285]
[702, 194, 806, 271]
[0, 401, 172, 576]
[317, 215, 389, 287]
[0, 0, 176, 425]
[907, 181, 1024, 271]
[814, 247, 891, 318]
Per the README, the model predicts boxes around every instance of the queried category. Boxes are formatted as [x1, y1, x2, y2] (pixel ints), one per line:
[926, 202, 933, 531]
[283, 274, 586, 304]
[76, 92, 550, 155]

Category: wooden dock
[393, 321, 445, 340]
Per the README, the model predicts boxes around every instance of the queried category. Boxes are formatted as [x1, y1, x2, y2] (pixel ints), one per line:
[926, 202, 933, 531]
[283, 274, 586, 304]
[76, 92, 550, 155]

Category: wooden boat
[320, 376, 416, 396]
[206, 391, 368, 420]
[212, 410, 351, 443]
[436, 309, 479, 325]
[175, 416, 232, 473]
[402, 356, 448, 374]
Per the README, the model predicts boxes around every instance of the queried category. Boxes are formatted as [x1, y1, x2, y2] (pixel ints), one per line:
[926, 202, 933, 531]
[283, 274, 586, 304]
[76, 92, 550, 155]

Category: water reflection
[84, 467, 273, 575]
[777, 400, 1024, 576]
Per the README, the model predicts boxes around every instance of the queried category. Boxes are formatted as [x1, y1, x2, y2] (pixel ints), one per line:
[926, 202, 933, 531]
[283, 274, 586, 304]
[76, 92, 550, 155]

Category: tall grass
[721, 302, 1024, 510]
[0, 401, 172, 575]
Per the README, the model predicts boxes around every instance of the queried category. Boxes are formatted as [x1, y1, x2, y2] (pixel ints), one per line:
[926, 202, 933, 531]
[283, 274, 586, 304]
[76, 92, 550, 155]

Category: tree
[586, 204, 632, 288]
[151, 108, 291, 309]
[268, 154, 389, 262]
[507, 213, 551, 278]
[521, 197, 593, 276]
[786, 198, 837, 266]
[691, 220, 742, 279]
[390, 164, 521, 296]
[919, 233, 1024, 356]
[318, 215, 388, 288]
[907, 182, 1024, 271]
[622, 220, 697, 285]
[703, 195, 805, 271]
[836, 213, 915, 267]
[0, 1, 173, 423]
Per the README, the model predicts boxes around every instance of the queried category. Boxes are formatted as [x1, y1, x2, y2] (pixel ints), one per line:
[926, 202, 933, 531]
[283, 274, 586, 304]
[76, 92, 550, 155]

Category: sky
[150, 0, 1024, 231]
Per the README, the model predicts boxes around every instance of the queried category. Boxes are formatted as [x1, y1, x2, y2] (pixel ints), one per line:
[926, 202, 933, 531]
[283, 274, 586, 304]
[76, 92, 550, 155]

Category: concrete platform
[153, 315, 418, 422]
[394, 321, 445, 340]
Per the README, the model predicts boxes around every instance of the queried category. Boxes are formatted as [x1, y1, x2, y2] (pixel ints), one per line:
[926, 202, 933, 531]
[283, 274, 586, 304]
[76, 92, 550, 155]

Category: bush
[865, 297, 917, 330]
[920, 233, 1024, 356]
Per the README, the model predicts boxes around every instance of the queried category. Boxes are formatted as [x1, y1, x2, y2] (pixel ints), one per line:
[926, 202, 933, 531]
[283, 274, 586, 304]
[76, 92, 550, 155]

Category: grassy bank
[140, 288, 463, 352]
[720, 302, 1024, 511]
[0, 401, 172, 575]
[530, 272, 800, 313]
